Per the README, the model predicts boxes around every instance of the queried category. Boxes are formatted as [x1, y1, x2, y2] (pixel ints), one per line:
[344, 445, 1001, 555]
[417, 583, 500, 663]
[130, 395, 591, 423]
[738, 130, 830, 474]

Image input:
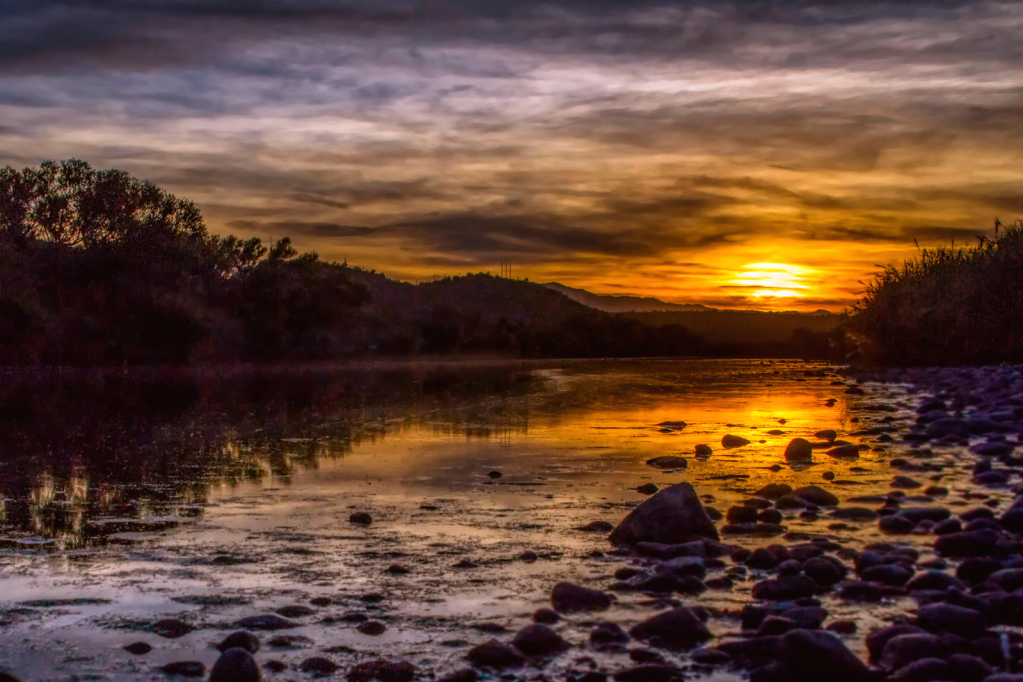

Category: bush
[852, 221, 1023, 366]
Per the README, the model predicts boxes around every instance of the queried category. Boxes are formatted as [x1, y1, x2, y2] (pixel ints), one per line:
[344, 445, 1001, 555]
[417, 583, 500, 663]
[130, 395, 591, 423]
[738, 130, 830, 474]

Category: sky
[2, 1, 1022, 311]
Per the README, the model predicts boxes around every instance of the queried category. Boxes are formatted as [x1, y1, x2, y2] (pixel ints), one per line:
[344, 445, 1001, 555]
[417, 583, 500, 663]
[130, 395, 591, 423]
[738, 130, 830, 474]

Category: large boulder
[609, 483, 719, 546]
[778, 630, 871, 682]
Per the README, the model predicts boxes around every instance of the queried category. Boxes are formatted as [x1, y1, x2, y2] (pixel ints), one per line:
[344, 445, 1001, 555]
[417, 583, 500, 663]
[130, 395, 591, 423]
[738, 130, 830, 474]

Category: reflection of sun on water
[731, 262, 812, 298]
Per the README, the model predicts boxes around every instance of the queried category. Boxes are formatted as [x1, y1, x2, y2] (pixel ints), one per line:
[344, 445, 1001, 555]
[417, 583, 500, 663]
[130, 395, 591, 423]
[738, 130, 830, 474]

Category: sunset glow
[1, 2, 1016, 311]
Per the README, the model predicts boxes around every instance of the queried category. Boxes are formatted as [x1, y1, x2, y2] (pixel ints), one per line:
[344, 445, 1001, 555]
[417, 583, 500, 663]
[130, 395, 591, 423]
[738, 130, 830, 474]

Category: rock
[958, 558, 1003, 584]
[217, 631, 260, 654]
[827, 620, 857, 635]
[888, 657, 951, 682]
[437, 670, 478, 682]
[690, 647, 731, 665]
[636, 483, 659, 495]
[209, 648, 261, 682]
[646, 456, 687, 469]
[751, 575, 818, 601]
[947, 653, 992, 682]
[608, 483, 719, 545]
[865, 625, 925, 663]
[778, 629, 871, 682]
[756, 483, 794, 500]
[467, 640, 525, 669]
[124, 642, 152, 655]
[905, 571, 965, 592]
[987, 568, 1023, 591]
[161, 662, 205, 677]
[586, 623, 627, 647]
[860, 564, 913, 586]
[386, 564, 410, 574]
[579, 521, 615, 533]
[263, 661, 286, 674]
[722, 434, 751, 448]
[793, 486, 838, 506]
[726, 506, 759, 524]
[804, 556, 846, 586]
[276, 605, 314, 618]
[152, 618, 193, 639]
[551, 582, 612, 613]
[694, 444, 713, 457]
[300, 657, 338, 676]
[358, 621, 386, 635]
[758, 509, 783, 524]
[348, 660, 386, 682]
[916, 603, 987, 638]
[898, 507, 951, 523]
[379, 662, 416, 682]
[613, 665, 682, 682]
[815, 430, 838, 442]
[826, 444, 861, 459]
[629, 607, 711, 649]
[512, 624, 568, 656]
[935, 530, 1000, 557]
[519, 551, 538, 562]
[832, 507, 879, 521]
[891, 476, 922, 489]
[880, 633, 941, 670]
[879, 515, 916, 534]
[784, 438, 813, 463]
[234, 615, 297, 631]
[310, 597, 332, 607]
[350, 512, 373, 525]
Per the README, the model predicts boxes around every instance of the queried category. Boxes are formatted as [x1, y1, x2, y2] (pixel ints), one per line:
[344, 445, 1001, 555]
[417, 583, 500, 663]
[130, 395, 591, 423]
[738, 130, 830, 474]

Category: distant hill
[541, 282, 714, 313]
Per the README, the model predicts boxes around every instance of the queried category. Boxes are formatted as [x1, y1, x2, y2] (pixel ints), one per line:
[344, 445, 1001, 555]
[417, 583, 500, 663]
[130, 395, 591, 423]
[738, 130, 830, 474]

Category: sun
[729, 263, 812, 298]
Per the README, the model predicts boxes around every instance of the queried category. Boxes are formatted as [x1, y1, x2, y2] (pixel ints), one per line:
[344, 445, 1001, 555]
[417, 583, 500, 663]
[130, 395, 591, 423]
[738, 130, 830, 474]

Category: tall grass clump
[852, 221, 1023, 366]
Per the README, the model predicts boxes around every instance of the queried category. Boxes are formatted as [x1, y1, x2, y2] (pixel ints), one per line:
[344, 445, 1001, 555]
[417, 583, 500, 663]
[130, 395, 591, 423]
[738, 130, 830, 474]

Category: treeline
[0, 160, 848, 366]
[852, 221, 1023, 366]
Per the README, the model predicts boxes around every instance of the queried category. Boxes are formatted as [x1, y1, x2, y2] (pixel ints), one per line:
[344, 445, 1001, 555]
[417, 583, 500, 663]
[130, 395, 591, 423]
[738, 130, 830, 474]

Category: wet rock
[379, 662, 416, 682]
[209, 648, 261, 682]
[860, 563, 913, 586]
[832, 507, 879, 521]
[466, 640, 525, 669]
[826, 445, 861, 459]
[300, 657, 339, 676]
[161, 661, 205, 677]
[889, 657, 951, 682]
[726, 506, 759, 524]
[629, 607, 711, 649]
[350, 512, 373, 525]
[580, 521, 615, 533]
[836, 580, 883, 602]
[793, 486, 839, 506]
[822, 471, 835, 480]
[276, 605, 314, 618]
[234, 615, 297, 631]
[437, 670, 478, 682]
[958, 558, 1003, 584]
[758, 509, 783, 524]
[777, 629, 871, 682]
[613, 665, 682, 682]
[512, 624, 569, 656]
[551, 582, 612, 613]
[487, 471, 502, 478]
[947, 653, 992, 682]
[804, 556, 846, 586]
[826, 620, 857, 635]
[905, 571, 965, 592]
[124, 642, 152, 655]
[646, 456, 687, 469]
[916, 603, 987, 638]
[217, 631, 260, 654]
[636, 483, 659, 495]
[891, 476, 922, 489]
[153, 618, 193, 639]
[386, 564, 410, 574]
[755, 484, 794, 500]
[694, 444, 713, 457]
[865, 625, 926, 663]
[722, 434, 751, 448]
[263, 661, 286, 674]
[879, 515, 916, 534]
[880, 633, 941, 670]
[757, 616, 796, 636]
[690, 647, 730, 665]
[358, 621, 387, 636]
[310, 597, 332, 607]
[935, 530, 1001, 557]
[635, 540, 705, 559]
[751, 575, 818, 601]
[784, 438, 813, 463]
[591, 622, 629, 645]
[519, 551, 538, 562]
[454, 559, 478, 568]
[815, 430, 838, 442]
[608, 483, 719, 545]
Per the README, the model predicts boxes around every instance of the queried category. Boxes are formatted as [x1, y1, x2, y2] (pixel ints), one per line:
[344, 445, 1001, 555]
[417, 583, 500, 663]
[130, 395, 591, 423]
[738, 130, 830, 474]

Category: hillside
[541, 282, 713, 313]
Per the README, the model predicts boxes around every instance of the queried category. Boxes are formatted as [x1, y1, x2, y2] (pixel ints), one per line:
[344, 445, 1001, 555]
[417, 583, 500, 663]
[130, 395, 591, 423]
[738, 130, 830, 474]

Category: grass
[852, 221, 1023, 366]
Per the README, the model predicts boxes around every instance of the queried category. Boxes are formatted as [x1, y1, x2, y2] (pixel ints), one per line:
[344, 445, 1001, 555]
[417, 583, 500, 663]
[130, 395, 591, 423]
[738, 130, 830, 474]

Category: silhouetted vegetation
[852, 221, 1023, 366]
[0, 160, 847, 366]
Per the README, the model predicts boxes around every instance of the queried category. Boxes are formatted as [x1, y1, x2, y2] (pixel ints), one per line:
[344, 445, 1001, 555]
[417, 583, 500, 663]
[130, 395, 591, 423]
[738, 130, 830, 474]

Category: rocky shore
[9, 362, 1023, 682]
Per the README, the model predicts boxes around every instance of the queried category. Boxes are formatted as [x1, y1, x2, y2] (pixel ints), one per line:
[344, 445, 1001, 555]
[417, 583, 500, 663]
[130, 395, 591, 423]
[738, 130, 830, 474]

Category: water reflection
[0, 361, 545, 549]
